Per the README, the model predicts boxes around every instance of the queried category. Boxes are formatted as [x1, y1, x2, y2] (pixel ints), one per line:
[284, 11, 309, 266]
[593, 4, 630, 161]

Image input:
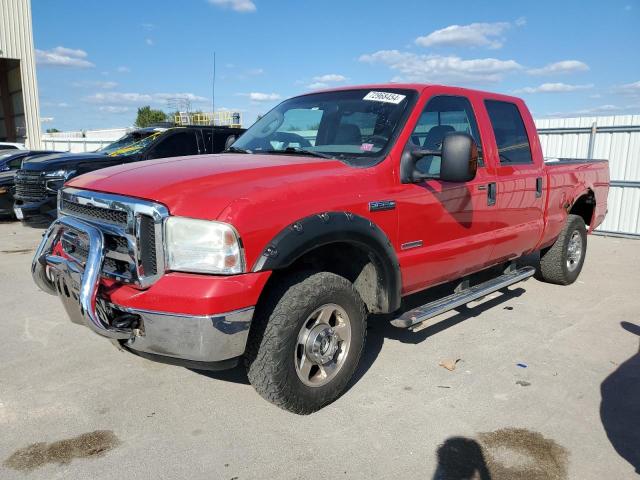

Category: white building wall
[536, 115, 640, 236]
[0, 0, 41, 148]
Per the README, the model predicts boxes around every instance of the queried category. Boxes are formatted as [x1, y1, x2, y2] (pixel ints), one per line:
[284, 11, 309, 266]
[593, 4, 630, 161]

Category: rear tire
[245, 271, 367, 414]
[538, 214, 587, 285]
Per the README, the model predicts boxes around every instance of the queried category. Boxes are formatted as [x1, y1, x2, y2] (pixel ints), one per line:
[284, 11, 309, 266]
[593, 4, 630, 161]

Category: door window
[148, 131, 199, 159]
[410, 95, 483, 177]
[484, 100, 533, 165]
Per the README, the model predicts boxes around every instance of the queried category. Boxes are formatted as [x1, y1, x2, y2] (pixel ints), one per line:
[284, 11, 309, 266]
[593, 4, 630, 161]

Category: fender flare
[252, 212, 401, 313]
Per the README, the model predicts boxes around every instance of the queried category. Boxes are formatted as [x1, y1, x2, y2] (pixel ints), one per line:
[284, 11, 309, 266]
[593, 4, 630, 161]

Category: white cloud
[246, 68, 264, 75]
[515, 16, 527, 27]
[84, 91, 208, 105]
[307, 82, 329, 90]
[145, 38, 155, 46]
[527, 60, 589, 75]
[545, 103, 640, 117]
[312, 74, 346, 83]
[514, 82, 593, 94]
[154, 92, 209, 103]
[238, 92, 281, 102]
[116, 66, 131, 73]
[208, 0, 256, 13]
[415, 21, 515, 49]
[98, 106, 130, 114]
[40, 117, 55, 123]
[141, 23, 155, 30]
[35, 46, 94, 68]
[359, 50, 522, 84]
[72, 80, 118, 89]
[615, 80, 640, 97]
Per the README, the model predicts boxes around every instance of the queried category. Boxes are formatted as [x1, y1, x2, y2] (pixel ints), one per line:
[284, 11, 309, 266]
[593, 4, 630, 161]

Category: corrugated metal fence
[536, 115, 640, 237]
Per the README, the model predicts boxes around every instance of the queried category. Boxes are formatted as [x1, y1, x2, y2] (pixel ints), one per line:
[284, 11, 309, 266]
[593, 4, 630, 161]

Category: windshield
[97, 130, 165, 156]
[232, 88, 416, 166]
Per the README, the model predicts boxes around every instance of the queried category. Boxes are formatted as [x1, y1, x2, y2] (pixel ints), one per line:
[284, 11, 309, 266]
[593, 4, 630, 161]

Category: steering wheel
[271, 131, 312, 149]
[366, 135, 388, 147]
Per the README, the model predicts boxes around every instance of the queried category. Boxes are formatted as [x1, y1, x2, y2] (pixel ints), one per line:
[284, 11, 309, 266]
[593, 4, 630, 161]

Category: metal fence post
[587, 121, 597, 159]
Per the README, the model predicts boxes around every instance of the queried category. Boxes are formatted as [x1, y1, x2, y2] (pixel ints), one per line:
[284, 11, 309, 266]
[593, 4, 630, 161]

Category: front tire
[245, 271, 367, 414]
[538, 214, 587, 285]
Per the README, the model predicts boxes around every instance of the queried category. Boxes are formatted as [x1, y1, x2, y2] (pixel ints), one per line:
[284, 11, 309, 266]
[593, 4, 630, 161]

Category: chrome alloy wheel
[295, 303, 352, 387]
[566, 231, 583, 272]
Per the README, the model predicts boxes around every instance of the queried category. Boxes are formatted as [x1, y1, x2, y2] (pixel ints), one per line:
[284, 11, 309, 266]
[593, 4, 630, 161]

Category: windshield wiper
[263, 147, 335, 160]
[224, 146, 252, 154]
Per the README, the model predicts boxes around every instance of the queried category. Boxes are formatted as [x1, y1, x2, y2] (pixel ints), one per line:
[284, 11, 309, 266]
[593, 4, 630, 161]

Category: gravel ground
[0, 220, 638, 479]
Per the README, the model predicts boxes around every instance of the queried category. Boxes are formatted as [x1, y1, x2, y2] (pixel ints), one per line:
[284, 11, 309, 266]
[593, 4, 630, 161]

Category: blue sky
[33, 0, 640, 131]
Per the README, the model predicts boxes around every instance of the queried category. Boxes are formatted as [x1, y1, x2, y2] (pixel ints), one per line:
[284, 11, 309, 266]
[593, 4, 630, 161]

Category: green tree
[45, 128, 60, 133]
[134, 106, 167, 128]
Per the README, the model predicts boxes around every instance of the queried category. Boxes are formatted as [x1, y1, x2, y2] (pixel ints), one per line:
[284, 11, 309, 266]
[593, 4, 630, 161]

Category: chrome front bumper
[32, 216, 254, 364]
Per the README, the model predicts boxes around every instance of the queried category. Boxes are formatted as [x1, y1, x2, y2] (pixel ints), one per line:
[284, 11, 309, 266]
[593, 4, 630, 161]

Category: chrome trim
[401, 240, 423, 250]
[391, 266, 535, 328]
[59, 187, 169, 288]
[118, 305, 254, 362]
[32, 216, 134, 340]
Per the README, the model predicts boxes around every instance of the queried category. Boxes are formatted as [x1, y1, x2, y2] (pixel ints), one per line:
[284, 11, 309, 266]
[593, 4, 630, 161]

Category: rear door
[397, 94, 498, 294]
[482, 99, 545, 262]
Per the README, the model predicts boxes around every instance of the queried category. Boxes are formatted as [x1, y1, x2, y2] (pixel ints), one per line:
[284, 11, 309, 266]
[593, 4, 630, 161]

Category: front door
[397, 95, 498, 295]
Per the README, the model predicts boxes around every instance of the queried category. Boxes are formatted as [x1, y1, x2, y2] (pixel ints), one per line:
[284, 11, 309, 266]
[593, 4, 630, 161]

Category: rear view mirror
[224, 135, 237, 151]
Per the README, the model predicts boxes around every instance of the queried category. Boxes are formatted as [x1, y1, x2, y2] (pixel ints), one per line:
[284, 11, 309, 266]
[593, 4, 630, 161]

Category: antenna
[211, 52, 216, 153]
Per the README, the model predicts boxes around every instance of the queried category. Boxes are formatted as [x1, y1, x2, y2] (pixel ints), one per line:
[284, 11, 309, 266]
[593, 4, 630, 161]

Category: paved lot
[0, 220, 638, 479]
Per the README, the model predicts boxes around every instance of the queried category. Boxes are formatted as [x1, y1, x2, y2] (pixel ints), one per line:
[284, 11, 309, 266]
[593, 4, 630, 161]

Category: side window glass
[8, 158, 22, 169]
[149, 131, 199, 159]
[410, 95, 483, 177]
[484, 100, 533, 165]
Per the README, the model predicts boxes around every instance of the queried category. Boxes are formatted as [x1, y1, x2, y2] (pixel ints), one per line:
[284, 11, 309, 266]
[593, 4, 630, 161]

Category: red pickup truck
[32, 84, 609, 414]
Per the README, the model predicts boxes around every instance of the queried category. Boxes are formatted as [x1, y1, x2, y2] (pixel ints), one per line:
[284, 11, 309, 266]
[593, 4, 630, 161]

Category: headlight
[44, 169, 75, 193]
[44, 169, 72, 178]
[165, 217, 244, 274]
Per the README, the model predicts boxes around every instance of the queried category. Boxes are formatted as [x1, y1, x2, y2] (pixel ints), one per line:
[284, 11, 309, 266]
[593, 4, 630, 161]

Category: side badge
[369, 200, 396, 212]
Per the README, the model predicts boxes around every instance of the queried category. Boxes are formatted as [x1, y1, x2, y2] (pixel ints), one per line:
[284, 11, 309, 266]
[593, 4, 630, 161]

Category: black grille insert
[62, 200, 128, 225]
[139, 215, 157, 275]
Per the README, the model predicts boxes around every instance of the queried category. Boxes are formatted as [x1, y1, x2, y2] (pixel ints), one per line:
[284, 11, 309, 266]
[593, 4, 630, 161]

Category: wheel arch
[252, 212, 401, 314]
[569, 188, 596, 229]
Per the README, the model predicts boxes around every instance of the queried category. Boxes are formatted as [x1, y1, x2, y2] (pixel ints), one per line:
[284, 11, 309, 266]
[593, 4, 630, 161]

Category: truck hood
[66, 153, 353, 219]
[21, 152, 111, 171]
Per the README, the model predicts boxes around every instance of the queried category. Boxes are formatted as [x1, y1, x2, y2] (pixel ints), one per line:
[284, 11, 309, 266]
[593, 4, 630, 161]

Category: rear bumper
[32, 216, 271, 368]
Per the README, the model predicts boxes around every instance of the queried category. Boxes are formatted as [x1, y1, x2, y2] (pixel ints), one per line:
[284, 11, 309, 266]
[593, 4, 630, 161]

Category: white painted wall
[0, 0, 41, 149]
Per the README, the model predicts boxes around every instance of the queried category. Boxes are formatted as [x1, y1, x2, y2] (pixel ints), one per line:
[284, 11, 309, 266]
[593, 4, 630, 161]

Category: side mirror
[439, 132, 478, 182]
[406, 132, 478, 183]
[224, 135, 237, 151]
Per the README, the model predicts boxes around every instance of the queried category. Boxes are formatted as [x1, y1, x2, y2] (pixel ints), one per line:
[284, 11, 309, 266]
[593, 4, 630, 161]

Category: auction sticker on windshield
[363, 91, 406, 104]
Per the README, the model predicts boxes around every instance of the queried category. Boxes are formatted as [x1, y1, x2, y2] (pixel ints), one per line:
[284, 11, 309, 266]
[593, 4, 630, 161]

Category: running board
[391, 266, 536, 329]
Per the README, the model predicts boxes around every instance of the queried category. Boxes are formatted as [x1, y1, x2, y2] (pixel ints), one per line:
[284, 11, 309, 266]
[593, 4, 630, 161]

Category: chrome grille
[14, 170, 46, 201]
[58, 188, 168, 288]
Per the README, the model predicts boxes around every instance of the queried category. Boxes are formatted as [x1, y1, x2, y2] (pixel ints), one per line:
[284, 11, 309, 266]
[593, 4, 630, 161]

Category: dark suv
[13, 125, 244, 220]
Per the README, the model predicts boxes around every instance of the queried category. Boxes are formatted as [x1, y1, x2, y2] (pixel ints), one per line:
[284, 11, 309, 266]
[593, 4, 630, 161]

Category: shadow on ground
[600, 321, 640, 475]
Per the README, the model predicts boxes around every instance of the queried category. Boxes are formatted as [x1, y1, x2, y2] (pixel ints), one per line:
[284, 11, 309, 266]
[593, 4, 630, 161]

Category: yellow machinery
[174, 111, 242, 128]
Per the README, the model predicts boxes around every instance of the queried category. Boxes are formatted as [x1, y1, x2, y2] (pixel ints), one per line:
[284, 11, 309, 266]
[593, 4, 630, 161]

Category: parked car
[31, 84, 609, 413]
[0, 142, 27, 150]
[0, 150, 60, 218]
[13, 125, 244, 220]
